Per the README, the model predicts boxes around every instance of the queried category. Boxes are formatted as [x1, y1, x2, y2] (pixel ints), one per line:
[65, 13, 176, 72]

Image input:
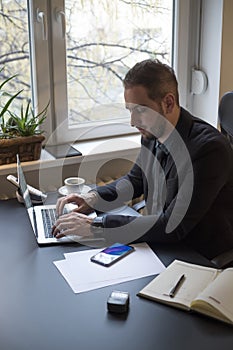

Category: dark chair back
[218, 91, 233, 146]
[214, 91, 233, 268]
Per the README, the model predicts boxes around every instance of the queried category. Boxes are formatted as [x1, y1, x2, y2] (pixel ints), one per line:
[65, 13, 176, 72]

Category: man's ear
[162, 93, 175, 114]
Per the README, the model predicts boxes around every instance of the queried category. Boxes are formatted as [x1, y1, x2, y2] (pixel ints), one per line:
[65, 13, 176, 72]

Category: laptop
[16, 154, 103, 245]
[17, 155, 141, 246]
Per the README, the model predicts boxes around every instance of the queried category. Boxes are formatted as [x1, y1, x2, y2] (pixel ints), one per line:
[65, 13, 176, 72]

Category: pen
[169, 274, 185, 298]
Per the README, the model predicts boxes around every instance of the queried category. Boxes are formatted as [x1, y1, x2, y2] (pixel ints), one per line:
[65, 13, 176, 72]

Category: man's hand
[56, 191, 98, 217]
[52, 212, 94, 239]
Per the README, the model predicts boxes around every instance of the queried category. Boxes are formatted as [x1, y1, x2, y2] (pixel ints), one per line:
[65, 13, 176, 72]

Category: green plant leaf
[5, 100, 49, 137]
[0, 90, 22, 118]
[1, 67, 49, 138]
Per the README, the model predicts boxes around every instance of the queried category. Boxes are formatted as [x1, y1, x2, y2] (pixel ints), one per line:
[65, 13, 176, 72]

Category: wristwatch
[91, 216, 105, 238]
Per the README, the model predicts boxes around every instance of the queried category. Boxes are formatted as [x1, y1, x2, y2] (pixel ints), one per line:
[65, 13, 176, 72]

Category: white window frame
[28, 0, 200, 146]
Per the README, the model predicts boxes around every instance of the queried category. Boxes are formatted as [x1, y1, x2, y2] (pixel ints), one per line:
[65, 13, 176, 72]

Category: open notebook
[138, 259, 233, 325]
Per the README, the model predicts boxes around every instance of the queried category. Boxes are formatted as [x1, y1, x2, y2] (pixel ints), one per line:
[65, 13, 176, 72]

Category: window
[1, 0, 196, 146]
[0, 0, 30, 111]
[65, 1, 173, 129]
[50, 0, 174, 143]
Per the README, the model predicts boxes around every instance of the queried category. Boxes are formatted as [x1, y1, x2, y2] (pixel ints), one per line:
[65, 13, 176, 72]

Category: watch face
[91, 218, 104, 239]
[93, 216, 104, 227]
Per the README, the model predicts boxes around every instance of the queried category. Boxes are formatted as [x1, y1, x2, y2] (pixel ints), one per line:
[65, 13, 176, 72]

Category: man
[52, 59, 233, 260]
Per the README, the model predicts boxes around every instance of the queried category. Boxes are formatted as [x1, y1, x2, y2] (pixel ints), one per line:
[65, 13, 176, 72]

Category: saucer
[58, 185, 91, 196]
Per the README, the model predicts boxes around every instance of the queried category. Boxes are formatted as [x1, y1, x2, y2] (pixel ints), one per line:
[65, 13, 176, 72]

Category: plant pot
[0, 135, 45, 165]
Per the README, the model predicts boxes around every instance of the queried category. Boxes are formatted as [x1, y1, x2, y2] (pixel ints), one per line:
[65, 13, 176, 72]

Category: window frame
[29, 0, 200, 146]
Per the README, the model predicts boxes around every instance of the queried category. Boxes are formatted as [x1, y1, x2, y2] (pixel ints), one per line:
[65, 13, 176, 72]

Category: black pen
[169, 274, 185, 298]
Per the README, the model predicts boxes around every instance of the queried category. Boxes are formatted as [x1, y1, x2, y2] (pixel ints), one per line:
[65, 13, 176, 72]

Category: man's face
[124, 85, 167, 139]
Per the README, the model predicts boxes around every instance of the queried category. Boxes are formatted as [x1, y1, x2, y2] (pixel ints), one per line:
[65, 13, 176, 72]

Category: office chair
[211, 248, 233, 269]
[218, 91, 233, 147]
[210, 91, 233, 268]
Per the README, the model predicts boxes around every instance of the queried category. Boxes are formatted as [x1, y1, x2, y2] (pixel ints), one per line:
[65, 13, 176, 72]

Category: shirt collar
[160, 107, 193, 151]
[155, 140, 169, 155]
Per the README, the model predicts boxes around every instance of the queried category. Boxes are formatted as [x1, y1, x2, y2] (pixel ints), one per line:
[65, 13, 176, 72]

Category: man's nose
[130, 111, 140, 127]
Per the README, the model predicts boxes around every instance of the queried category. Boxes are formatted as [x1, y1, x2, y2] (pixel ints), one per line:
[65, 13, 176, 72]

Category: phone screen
[90, 243, 134, 267]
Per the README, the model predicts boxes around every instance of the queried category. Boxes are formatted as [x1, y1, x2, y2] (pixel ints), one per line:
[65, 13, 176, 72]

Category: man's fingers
[56, 197, 68, 216]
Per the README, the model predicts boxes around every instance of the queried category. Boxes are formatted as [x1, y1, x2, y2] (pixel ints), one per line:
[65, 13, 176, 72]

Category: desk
[0, 198, 232, 350]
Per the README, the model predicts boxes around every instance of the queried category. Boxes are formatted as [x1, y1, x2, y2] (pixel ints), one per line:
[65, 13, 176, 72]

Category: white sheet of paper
[53, 243, 165, 293]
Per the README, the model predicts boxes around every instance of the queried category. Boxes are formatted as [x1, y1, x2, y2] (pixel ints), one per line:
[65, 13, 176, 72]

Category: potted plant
[0, 67, 48, 165]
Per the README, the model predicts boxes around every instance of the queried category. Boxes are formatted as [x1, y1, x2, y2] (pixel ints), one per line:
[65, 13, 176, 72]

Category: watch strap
[91, 216, 105, 238]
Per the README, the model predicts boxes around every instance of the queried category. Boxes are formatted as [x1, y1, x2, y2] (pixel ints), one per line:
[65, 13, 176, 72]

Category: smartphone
[90, 243, 135, 267]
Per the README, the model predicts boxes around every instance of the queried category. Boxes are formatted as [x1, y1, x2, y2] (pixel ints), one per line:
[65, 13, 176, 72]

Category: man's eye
[135, 106, 147, 114]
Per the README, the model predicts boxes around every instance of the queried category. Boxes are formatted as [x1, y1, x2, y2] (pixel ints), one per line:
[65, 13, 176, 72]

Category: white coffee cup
[64, 177, 85, 194]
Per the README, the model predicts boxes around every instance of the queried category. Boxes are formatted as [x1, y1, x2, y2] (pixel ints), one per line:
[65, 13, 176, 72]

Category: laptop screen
[17, 154, 33, 209]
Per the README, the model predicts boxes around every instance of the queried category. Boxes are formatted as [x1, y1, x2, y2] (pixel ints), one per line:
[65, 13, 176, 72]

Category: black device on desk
[107, 290, 130, 313]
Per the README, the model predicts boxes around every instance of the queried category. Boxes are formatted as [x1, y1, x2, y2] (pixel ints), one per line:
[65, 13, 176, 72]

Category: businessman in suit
[52, 59, 233, 260]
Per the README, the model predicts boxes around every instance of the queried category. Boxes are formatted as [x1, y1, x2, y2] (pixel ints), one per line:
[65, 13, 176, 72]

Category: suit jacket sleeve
[96, 137, 232, 245]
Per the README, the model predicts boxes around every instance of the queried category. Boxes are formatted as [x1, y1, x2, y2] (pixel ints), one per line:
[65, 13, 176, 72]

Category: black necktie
[155, 141, 168, 169]
[146, 141, 169, 215]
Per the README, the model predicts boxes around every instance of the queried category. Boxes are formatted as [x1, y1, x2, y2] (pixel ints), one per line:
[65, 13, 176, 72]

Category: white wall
[219, 0, 233, 98]
[191, 0, 223, 126]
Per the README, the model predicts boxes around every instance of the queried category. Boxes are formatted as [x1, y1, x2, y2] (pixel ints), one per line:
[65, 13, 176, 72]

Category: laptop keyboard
[41, 208, 67, 238]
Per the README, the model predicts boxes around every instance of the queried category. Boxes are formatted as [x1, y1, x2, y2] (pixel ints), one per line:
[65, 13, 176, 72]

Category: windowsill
[0, 134, 141, 176]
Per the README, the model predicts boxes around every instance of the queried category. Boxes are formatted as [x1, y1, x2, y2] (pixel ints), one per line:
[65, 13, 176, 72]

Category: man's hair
[123, 59, 179, 106]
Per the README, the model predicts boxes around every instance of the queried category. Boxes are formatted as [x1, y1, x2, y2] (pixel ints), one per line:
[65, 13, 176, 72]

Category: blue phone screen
[103, 243, 133, 256]
[91, 243, 134, 266]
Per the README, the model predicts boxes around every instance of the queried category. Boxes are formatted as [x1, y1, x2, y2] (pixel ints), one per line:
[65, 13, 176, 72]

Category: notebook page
[192, 268, 233, 322]
[138, 260, 218, 309]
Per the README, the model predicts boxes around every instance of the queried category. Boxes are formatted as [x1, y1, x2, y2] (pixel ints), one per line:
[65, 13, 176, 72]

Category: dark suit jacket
[95, 108, 233, 259]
